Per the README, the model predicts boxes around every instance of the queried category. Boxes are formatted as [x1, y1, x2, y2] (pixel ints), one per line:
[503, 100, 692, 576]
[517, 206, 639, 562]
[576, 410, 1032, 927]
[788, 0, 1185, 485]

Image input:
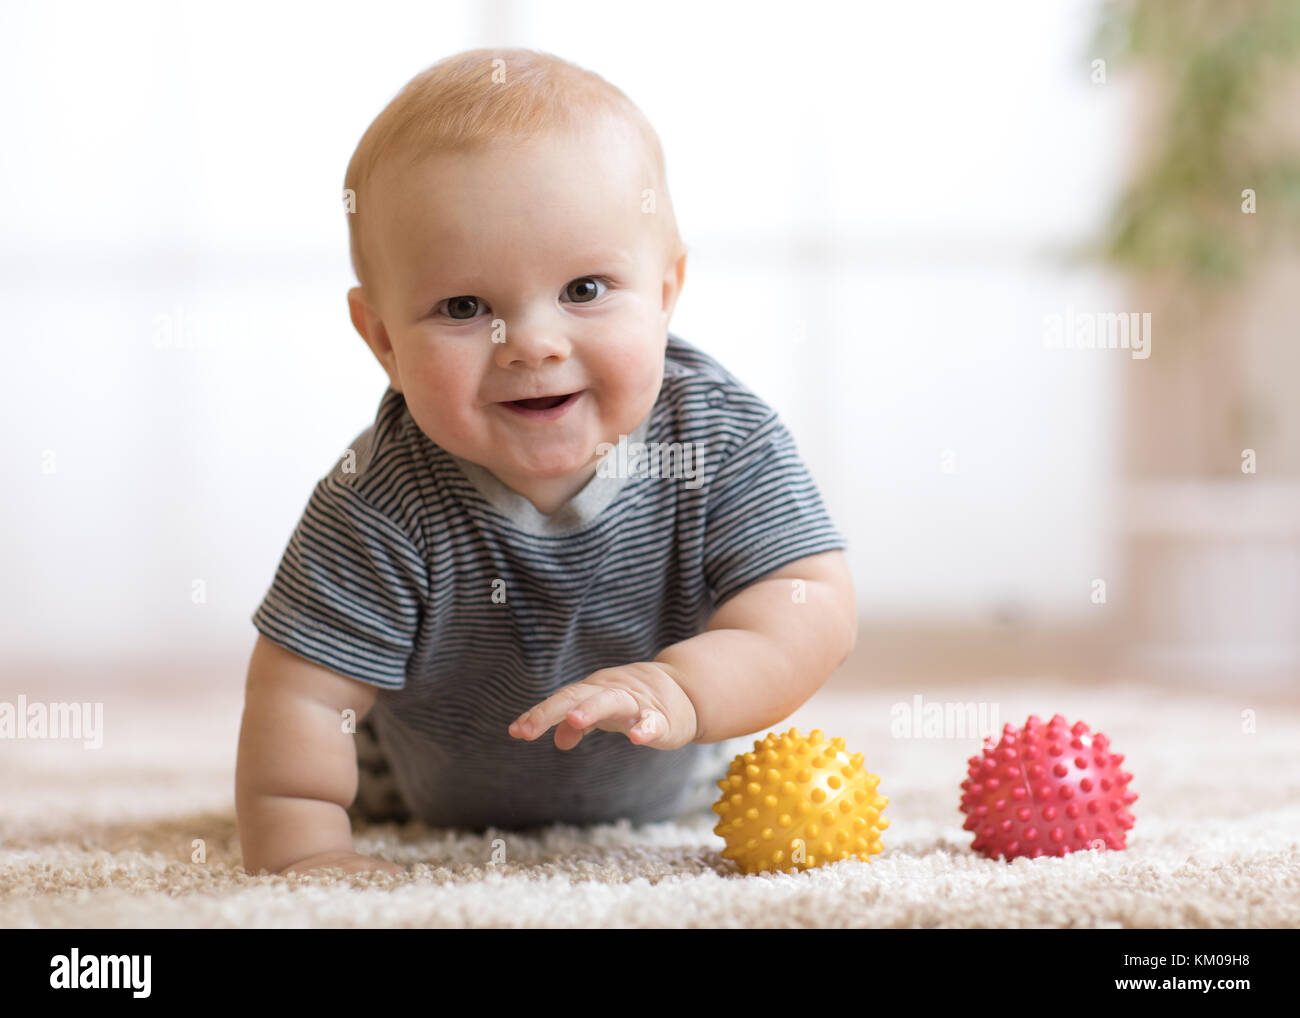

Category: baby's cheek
[404, 361, 476, 430]
[596, 335, 663, 397]
[404, 398, 466, 454]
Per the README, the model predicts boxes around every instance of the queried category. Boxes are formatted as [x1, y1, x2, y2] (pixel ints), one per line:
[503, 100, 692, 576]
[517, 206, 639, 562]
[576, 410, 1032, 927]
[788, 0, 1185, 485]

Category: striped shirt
[251, 332, 847, 829]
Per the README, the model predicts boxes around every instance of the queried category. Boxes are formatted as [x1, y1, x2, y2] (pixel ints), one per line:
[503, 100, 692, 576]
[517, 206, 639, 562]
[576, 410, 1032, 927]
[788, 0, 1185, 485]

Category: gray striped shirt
[251, 333, 847, 829]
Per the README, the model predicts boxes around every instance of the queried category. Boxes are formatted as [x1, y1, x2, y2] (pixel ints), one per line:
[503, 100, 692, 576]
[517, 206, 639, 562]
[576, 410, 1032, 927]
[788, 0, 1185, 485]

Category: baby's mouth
[506, 392, 579, 410]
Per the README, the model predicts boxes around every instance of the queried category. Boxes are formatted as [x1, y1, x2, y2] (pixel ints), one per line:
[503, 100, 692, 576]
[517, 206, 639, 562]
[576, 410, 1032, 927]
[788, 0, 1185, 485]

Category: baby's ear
[661, 248, 687, 321]
[348, 287, 402, 393]
[347, 286, 372, 339]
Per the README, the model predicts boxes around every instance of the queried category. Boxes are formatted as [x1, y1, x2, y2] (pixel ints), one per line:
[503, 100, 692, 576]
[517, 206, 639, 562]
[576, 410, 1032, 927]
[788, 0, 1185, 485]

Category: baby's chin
[496, 445, 603, 479]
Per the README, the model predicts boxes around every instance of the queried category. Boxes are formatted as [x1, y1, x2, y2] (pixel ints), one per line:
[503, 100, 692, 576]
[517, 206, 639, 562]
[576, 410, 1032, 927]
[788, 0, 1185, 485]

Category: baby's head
[343, 48, 687, 506]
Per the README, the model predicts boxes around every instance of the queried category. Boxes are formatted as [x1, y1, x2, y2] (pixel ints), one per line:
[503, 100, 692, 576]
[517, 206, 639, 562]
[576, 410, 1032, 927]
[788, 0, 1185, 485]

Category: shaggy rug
[2, 657, 1298, 928]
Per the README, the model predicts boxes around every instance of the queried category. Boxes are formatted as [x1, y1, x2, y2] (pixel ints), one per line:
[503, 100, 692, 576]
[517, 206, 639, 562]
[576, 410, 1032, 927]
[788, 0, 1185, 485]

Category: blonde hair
[343, 47, 683, 294]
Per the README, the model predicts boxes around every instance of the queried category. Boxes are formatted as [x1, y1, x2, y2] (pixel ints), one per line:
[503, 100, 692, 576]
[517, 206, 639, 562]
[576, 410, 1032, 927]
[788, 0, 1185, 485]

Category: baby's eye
[441, 296, 483, 320]
[563, 277, 606, 303]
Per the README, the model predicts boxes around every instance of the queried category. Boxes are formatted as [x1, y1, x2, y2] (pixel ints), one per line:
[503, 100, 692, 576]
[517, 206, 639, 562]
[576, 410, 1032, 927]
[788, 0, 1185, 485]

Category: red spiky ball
[960, 714, 1137, 861]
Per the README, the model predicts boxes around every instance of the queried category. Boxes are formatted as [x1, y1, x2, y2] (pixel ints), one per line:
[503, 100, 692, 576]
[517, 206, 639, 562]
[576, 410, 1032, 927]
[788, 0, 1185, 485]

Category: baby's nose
[492, 322, 572, 366]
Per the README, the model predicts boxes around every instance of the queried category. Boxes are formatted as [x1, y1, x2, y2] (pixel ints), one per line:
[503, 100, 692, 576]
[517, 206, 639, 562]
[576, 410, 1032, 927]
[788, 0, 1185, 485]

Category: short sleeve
[703, 413, 847, 608]
[251, 475, 428, 689]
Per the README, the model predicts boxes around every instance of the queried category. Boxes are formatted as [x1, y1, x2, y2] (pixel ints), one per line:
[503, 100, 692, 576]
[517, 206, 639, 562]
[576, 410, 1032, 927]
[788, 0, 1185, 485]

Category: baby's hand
[508, 662, 698, 751]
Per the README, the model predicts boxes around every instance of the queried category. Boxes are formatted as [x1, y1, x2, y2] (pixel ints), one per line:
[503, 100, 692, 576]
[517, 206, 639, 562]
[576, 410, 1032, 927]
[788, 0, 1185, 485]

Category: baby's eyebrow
[413, 251, 632, 290]
[576, 249, 632, 265]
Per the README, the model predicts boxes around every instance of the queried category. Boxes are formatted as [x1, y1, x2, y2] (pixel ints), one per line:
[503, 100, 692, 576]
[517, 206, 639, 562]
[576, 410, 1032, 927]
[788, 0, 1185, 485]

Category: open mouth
[499, 390, 585, 419]
[507, 393, 576, 410]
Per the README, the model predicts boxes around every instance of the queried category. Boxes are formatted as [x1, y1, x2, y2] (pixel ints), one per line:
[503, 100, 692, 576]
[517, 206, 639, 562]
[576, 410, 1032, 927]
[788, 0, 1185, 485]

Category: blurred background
[3, 0, 1297, 690]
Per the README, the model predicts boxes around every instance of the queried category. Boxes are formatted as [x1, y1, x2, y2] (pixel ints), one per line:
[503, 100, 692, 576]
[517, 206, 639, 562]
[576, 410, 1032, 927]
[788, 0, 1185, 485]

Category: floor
[2, 651, 1298, 927]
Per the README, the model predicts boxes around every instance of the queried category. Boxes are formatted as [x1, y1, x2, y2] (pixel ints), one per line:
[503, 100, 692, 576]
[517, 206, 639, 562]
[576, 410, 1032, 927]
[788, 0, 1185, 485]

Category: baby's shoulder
[316, 387, 430, 536]
[324, 388, 413, 486]
[659, 333, 780, 446]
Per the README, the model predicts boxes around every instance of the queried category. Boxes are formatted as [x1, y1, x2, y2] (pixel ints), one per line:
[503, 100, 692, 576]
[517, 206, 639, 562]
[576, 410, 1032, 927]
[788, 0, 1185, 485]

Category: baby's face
[351, 120, 685, 503]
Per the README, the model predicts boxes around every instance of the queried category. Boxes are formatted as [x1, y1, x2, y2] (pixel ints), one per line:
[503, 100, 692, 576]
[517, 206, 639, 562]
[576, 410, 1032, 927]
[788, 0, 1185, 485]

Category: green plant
[1088, 0, 1300, 286]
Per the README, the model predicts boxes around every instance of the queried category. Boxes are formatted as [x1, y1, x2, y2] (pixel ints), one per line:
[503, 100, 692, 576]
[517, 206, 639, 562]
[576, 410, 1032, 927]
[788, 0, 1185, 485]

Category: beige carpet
[3, 658, 1298, 928]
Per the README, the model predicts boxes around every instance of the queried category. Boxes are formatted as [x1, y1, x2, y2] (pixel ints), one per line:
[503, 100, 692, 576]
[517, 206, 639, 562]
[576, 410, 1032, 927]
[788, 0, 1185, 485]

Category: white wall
[0, 0, 1134, 661]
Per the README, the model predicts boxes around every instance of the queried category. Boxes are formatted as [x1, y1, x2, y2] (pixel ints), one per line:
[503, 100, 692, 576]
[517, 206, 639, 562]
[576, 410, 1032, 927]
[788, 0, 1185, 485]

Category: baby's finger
[627, 709, 667, 745]
[563, 687, 638, 732]
[551, 718, 589, 751]
[509, 684, 597, 740]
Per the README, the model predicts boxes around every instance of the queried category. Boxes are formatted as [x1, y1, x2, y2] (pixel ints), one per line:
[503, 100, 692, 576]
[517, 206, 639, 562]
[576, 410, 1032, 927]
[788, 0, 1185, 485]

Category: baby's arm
[235, 635, 404, 876]
[654, 550, 857, 744]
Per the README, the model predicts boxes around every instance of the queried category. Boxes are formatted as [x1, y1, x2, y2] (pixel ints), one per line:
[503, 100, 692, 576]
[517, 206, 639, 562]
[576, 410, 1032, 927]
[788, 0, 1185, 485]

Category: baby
[234, 48, 856, 876]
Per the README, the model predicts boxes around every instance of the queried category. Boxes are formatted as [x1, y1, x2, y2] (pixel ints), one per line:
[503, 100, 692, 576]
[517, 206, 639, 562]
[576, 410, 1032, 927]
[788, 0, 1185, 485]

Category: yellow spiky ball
[712, 728, 889, 875]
